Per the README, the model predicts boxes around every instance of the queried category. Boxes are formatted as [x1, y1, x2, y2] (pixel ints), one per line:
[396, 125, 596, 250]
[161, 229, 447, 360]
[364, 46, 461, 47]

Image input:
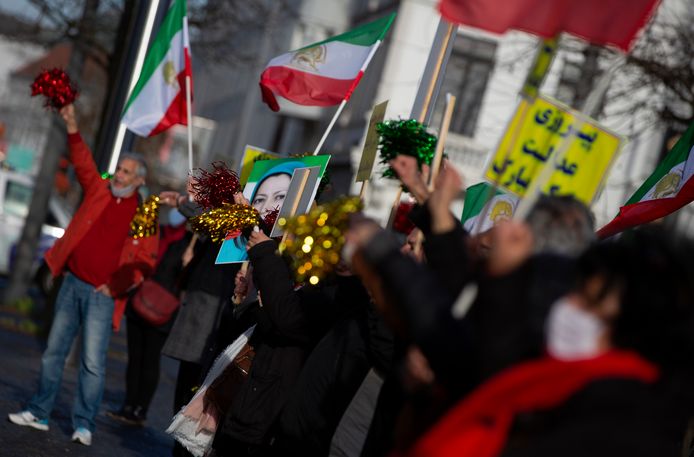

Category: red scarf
[406, 351, 659, 457]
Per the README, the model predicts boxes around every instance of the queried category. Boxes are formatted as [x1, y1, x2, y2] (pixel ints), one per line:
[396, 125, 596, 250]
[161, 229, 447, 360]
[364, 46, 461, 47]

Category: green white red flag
[461, 182, 519, 235]
[122, 0, 192, 137]
[259, 14, 395, 112]
[597, 121, 694, 238]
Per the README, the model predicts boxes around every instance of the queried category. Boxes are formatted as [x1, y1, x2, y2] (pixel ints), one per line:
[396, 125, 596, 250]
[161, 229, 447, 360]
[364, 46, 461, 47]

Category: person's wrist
[429, 197, 450, 215]
[411, 182, 430, 204]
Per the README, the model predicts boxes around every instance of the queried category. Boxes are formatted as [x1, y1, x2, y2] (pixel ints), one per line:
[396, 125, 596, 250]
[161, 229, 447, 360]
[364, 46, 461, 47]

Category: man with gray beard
[8, 104, 158, 447]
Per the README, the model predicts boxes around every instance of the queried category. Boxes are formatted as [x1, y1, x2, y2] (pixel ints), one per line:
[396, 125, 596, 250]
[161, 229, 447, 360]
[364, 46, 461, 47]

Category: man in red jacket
[8, 104, 158, 446]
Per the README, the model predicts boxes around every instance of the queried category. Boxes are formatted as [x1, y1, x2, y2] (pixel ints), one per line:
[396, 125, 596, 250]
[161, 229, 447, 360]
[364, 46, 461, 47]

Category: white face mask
[546, 297, 606, 361]
[110, 182, 137, 198]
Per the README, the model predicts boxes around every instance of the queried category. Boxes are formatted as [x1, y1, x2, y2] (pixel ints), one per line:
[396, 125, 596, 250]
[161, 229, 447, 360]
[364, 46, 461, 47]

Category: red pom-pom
[191, 161, 241, 209]
[393, 201, 416, 235]
[261, 207, 280, 236]
[31, 68, 78, 110]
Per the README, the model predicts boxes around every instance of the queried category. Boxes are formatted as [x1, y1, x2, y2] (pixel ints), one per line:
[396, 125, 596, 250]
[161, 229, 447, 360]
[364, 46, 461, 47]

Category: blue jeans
[27, 272, 114, 432]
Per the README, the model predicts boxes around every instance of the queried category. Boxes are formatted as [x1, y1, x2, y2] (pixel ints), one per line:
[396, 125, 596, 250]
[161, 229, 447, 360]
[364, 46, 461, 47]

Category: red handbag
[131, 279, 181, 326]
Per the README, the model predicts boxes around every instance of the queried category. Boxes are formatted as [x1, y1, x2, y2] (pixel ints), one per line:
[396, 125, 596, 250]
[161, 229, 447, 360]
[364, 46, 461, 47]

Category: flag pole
[427, 93, 457, 191]
[386, 20, 456, 227]
[413, 93, 456, 256]
[313, 40, 384, 156]
[183, 14, 194, 173]
[313, 99, 348, 156]
[472, 36, 558, 234]
[185, 74, 194, 172]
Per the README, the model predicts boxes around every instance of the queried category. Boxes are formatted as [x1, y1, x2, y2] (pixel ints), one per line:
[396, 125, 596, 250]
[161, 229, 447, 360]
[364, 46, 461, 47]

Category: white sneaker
[71, 427, 92, 446]
[7, 410, 49, 431]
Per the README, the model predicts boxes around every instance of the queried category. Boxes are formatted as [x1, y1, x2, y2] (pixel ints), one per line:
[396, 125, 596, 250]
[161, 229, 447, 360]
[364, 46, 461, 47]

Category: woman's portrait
[215, 155, 331, 264]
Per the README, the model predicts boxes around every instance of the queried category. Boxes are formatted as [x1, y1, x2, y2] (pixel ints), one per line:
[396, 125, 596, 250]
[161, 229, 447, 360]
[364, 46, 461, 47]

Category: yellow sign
[238, 145, 280, 186]
[485, 96, 622, 204]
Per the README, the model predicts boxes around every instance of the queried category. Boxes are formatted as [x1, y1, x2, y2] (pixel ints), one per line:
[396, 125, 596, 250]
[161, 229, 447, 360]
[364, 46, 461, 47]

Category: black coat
[273, 276, 385, 457]
[217, 240, 336, 447]
[501, 378, 686, 457]
[361, 228, 575, 397]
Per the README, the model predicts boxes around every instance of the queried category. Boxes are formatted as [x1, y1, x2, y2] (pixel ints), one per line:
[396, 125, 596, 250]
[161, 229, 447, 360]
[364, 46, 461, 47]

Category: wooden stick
[359, 179, 369, 200]
[412, 21, 457, 124]
[279, 168, 312, 246]
[427, 94, 456, 191]
[387, 22, 456, 228]
[414, 94, 456, 253]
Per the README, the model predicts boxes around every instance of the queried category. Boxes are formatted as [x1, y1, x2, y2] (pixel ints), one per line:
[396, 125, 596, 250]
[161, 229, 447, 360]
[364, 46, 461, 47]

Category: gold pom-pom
[190, 203, 261, 243]
[278, 196, 362, 285]
[130, 195, 160, 239]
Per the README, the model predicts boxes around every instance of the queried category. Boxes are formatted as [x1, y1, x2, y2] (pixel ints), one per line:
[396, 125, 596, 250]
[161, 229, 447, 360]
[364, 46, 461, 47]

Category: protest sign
[238, 145, 281, 186]
[485, 95, 622, 204]
[216, 155, 330, 263]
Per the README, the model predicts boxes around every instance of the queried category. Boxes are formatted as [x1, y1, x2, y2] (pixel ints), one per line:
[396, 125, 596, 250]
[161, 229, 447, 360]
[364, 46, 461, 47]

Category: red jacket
[44, 133, 159, 331]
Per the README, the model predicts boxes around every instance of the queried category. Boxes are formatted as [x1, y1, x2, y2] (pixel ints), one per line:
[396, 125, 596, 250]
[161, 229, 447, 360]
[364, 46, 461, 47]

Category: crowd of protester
[7, 105, 694, 457]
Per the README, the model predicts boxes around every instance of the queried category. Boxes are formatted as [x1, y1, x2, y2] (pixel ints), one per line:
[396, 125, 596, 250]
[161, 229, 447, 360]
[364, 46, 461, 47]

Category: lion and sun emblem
[489, 199, 514, 225]
[162, 60, 180, 90]
[290, 45, 327, 71]
[653, 171, 682, 199]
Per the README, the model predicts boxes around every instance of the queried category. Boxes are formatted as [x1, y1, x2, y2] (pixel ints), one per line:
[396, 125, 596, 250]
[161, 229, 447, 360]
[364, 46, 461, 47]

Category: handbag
[132, 279, 181, 326]
[204, 343, 256, 415]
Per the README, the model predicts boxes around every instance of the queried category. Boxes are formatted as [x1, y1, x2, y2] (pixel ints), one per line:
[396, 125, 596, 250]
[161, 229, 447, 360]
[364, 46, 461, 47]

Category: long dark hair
[576, 227, 694, 380]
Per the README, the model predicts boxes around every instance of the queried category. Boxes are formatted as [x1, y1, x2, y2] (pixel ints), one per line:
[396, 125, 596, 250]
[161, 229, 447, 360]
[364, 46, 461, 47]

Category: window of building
[433, 33, 498, 138]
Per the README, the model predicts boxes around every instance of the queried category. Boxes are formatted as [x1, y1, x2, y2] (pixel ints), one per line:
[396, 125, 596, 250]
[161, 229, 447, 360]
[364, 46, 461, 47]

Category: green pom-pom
[377, 119, 437, 184]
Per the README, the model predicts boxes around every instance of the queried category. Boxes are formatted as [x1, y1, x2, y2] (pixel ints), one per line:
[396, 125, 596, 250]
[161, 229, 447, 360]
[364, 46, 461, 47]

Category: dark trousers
[125, 315, 168, 415]
[172, 360, 204, 457]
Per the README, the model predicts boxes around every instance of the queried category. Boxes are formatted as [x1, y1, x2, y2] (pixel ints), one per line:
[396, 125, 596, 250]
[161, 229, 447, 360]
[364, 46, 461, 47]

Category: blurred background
[0, 0, 692, 304]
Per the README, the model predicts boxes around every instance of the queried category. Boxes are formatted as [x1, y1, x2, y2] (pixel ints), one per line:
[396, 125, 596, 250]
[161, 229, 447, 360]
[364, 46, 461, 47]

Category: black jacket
[273, 276, 383, 457]
[218, 240, 335, 447]
[501, 379, 686, 457]
[362, 229, 575, 396]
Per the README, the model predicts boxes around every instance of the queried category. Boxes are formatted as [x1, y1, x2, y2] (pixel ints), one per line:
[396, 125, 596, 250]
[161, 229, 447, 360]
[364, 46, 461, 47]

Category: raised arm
[60, 104, 103, 195]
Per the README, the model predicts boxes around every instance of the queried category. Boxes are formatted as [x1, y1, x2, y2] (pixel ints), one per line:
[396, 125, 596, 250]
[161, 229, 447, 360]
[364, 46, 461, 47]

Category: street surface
[0, 292, 178, 457]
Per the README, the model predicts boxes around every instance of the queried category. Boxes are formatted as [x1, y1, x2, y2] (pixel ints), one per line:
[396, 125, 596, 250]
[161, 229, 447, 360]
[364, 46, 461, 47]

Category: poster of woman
[215, 155, 331, 263]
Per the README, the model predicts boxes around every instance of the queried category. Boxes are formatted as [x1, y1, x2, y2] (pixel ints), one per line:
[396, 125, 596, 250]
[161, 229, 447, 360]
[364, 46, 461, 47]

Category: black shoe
[106, 406, 145, 426]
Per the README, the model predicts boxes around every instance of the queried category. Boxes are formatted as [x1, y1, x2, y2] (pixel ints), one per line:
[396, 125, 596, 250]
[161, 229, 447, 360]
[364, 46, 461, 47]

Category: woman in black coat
[212, 229, 337, 457]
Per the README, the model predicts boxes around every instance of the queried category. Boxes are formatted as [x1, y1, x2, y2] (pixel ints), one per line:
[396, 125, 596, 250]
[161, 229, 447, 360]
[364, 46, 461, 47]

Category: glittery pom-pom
[278, 197, 362, 285]
[377, 119, 437, 182]
[190, 204, 260, 243]
[130, 196, 160, 239]
[191, 162, 241, 209]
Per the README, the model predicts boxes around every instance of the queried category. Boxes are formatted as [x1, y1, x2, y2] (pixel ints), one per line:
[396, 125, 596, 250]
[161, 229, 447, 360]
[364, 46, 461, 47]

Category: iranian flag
[462, 182, 519, 235]
[122, 0, 192, 137]
[259, 14, 395, 112]
[597, 121, 694, 239]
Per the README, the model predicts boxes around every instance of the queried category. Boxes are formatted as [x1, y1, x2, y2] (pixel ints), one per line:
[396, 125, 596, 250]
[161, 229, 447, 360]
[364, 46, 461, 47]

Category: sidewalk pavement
[0, 303, 180, 457]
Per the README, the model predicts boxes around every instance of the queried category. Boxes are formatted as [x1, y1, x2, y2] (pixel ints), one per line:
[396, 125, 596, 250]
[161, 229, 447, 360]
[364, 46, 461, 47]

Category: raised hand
[234, 192, 251, 206]
[389, 156, 430, 204]
[159, 191, 182, 207]
[59, 104, 78, 134]
[246, 227, 271, 250]
[429, 163, 464, 234]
